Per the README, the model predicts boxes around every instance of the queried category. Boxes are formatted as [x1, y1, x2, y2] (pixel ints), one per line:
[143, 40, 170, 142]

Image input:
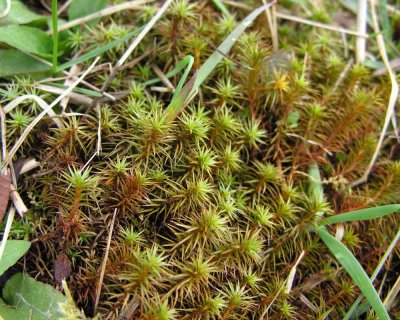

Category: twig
[261, 284, 285, 317]
[79, 105, 102, 174]
[275, 11, 368, 37]
[40, 0, 51, 12]
[386, 4, 400, 16]
[373, 58, 400, 76]
[350, 0, 399, 187]
[330, 58, 354, 95]
[98, 0, 173, 96]
[23, 51, 114, 101]
[94, 209, 117, 315]
[20, 159, 40, 175]
[35, 84, 93, 107]
[356, 0, 368, 63]
[286, 250, 305, 294]
[341, 32, 349, 58]
[61, 51, 83, 111]
[0, 107, 7, 170]
[151, 64, 175, 90]
[9, 184, 27, 217]
[48, 0, 152, 34]
[58, 0, 73, 16]
[384, 275, 400, 309]
[2, 57, 100, 167]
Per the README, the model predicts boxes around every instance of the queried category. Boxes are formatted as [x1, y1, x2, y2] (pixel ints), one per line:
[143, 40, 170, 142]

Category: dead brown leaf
[0, 174, 11, 223]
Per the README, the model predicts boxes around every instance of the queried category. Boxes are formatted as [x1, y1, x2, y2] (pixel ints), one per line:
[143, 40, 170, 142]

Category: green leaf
[363, 59, 385, 70]
[68, 0, 107, 25]
[0, 49, 50, 77]
[0, 240, 30, 276]
[0, 0, 46, 25]
[1, 273, 66, 320]
[0, 298, 29, 320]
[316, 227, 390, 320]
[0, 25, 53, 57]
[320, 204, 400, 226]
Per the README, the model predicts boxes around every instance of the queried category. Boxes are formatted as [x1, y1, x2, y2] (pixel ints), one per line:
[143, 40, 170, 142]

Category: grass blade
[320, 204, 400, 226]
[377, 0, 392, 45]
[193, 1, 275, 91]
[56, 29, 140, 71]
[143, 55, 194, 87]
[308, 163, 324, 203]
[316, 227, 390, 320]
[211, 0, 231, 17]
[344, 228, 400, 319]
[163, 1, 276, 120]
[170, 55, 194, 102]
[164, 71, 197, 121]
[52, 0, 58, 72]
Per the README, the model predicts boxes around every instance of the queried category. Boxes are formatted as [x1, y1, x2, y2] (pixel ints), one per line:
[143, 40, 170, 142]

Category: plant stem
[52, 0, 59, 73]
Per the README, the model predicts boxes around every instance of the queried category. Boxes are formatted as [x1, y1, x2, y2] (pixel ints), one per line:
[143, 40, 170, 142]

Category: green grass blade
[150, 55, 194, 120]
[56, 29, 140, 71]
[316, 227, 390, 320]
[52, 0, 58, 72]
[344, 228, 400, 319]
[193, 2, 275, 91]
[143, 55, 194, 87]
[211, 0, 231, 17]
[170, 55, 194, 102]
[378, 0, 392, 45]
[44, 82, 103, 97]
[308, 163, 324, 202]
[320, 204, 400, 226]
[164, 71, 197, 121]
[163, 2, 275, 120]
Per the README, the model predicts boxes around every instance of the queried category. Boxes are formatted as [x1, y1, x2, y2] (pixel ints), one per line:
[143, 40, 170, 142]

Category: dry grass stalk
[2, 57, 100, 167]
[351, 0, 399, 187]
[356, 0, 367, 63]
[99, 0, 174, 95]
[48, 0, 152, 34]
[275, 11, 368, 37]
